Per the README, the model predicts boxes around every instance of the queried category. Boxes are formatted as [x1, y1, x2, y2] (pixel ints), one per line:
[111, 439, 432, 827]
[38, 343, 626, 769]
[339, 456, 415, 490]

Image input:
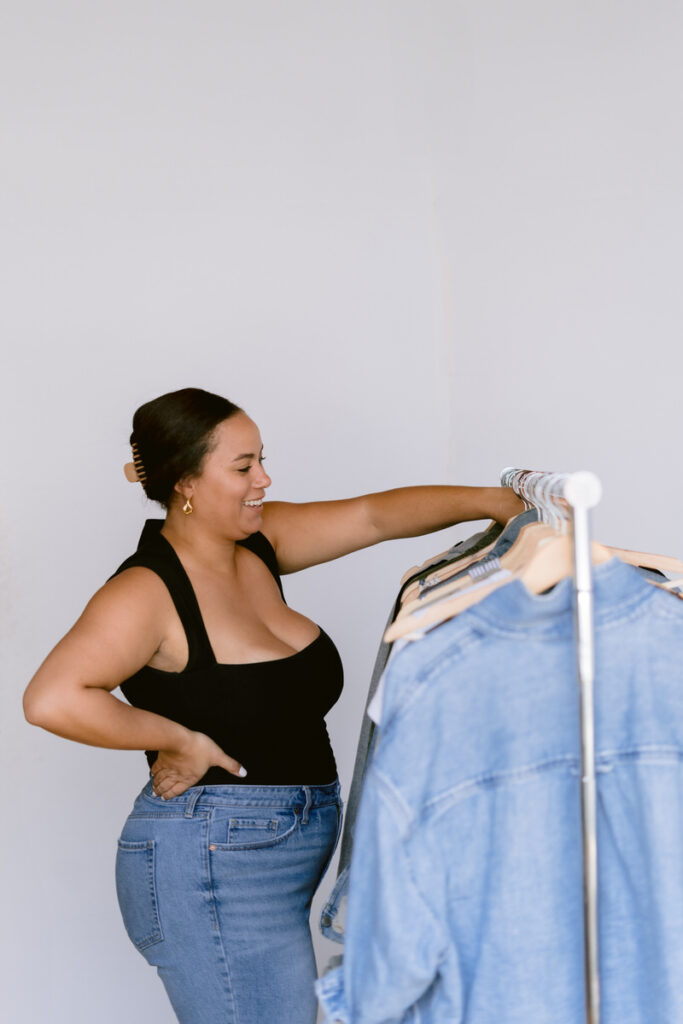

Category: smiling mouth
[242, 500, 263, 508]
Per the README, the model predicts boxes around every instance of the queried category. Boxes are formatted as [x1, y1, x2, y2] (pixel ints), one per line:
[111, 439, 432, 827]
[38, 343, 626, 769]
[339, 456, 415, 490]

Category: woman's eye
[237, 456, 265, 474]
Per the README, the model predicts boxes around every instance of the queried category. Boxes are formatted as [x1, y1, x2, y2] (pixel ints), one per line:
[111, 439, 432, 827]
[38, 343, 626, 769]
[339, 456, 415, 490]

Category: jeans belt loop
[301, 786, 312, 825]
[184, 787, 203, 818]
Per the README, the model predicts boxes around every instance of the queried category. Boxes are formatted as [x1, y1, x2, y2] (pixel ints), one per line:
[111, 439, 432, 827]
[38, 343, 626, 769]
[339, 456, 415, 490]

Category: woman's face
[179, 413, 272, 537]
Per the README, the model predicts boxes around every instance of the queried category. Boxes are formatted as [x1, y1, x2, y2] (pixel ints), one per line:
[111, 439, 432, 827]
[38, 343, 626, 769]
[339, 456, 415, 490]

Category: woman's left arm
[261, 486, 524, 573]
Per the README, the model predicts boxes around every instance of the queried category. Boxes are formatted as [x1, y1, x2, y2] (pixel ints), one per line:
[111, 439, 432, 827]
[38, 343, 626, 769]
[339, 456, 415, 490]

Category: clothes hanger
[657, 576, 683, 590]
[399, 537, 500, 607]
[385, 530, 612, 643]
[399, 549, 453, 586]
[386, 524, 683, 643]
[400, 518, 522, 607]
[397, 522, 557, 618]
[398, 521, 502, 588]
[407, 466, 683, 603]
[600, 545, 683, 574]
[391, 467, 683, 641]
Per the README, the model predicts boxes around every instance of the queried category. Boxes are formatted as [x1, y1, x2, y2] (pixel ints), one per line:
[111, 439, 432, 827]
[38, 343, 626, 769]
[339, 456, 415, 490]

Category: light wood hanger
[600, 546, 683, 574]
[658, 576, 683, 590]
[399, 538, 499, 607]
[398, 521, 501, 587]
[397, 522, 557, 618]
[399, 549, 452, 586]
[385, 531, 612, 643]
[386, 525, 683, 644]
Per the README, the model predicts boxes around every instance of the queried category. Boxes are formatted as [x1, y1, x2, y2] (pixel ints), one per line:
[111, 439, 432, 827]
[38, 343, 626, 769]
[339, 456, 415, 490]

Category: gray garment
[336, 521, 505, 877]
[417, 508, 539, 600]
[321, 523, 507, 946]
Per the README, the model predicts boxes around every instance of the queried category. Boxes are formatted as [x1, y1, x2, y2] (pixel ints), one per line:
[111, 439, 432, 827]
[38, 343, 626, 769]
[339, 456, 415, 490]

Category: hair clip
[123, 441, 147, 485]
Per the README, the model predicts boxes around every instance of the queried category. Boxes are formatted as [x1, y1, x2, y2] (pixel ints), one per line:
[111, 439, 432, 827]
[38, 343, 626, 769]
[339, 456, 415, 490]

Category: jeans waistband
[138, 778, 340, 824]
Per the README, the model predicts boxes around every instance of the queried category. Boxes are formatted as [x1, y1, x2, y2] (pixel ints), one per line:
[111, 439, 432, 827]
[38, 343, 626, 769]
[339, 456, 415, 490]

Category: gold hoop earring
[182, 497, 193, 516]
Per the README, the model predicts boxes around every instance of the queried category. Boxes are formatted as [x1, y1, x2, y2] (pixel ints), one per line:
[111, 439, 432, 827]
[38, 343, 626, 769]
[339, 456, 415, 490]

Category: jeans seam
[425, 754, 580, 816]
[318, 801, 344, 885]
[205, 814, 239, 1024]
[116, 840, 164, 950]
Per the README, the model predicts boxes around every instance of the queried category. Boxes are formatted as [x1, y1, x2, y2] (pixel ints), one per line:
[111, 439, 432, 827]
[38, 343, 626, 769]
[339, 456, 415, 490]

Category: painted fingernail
[238, 766, 247, 778]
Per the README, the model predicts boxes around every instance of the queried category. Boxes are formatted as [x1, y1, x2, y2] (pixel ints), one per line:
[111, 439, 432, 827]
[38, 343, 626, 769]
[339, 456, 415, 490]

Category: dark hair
[130, 388, 243, 507]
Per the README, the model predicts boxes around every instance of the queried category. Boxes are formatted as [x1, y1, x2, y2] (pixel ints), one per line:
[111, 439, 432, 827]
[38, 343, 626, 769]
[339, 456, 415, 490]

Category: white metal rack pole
[501, 468, 603, 1024]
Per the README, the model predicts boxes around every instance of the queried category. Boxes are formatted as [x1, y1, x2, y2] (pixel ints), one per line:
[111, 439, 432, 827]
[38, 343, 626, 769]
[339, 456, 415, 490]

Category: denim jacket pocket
[115, 839, 164, 951]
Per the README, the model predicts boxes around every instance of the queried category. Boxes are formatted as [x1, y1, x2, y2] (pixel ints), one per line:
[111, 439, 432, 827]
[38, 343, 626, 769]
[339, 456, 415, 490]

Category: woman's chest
[151, 552, 319, 671]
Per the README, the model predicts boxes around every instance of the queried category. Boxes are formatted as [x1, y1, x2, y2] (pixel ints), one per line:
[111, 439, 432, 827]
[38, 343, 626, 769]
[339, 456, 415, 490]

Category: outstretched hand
[151, 731, 246, 799]
[492, 488, 526, 525]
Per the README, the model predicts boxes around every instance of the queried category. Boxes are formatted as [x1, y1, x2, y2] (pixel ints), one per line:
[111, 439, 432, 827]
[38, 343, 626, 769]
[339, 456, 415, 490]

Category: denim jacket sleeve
[315, 767, 448, 1023]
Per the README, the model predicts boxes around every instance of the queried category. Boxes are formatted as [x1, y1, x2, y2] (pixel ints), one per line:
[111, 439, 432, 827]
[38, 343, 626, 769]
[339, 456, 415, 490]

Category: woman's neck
[161, 510, 240, 576]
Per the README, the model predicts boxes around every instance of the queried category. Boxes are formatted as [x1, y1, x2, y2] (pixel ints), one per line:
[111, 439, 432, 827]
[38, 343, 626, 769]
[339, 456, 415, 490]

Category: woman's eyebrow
[231, 446, 263, 462]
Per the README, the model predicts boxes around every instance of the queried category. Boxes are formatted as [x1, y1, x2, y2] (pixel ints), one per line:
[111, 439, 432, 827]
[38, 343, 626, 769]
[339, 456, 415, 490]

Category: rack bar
[501, 468, 603, 1024]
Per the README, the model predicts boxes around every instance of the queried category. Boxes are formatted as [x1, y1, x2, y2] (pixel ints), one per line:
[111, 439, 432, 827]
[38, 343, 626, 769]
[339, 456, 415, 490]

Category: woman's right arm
[23, 569, 244, 796]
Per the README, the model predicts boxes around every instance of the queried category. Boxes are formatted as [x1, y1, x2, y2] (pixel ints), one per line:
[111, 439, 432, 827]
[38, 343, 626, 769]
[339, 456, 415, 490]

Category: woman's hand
[151, 731, 246, 799]
[490, 487, 526, 525]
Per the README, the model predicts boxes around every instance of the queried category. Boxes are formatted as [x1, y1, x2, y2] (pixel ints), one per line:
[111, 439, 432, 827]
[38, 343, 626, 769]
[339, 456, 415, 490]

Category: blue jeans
[116, 779, 342, 1024]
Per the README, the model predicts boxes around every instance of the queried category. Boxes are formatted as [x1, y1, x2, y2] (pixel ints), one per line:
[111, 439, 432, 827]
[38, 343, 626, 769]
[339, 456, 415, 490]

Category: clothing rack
[500, 468, 603, 1024]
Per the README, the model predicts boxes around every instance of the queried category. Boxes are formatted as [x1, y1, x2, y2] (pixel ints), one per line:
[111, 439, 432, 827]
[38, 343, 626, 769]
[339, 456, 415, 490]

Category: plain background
[2, 2, 682, 1021]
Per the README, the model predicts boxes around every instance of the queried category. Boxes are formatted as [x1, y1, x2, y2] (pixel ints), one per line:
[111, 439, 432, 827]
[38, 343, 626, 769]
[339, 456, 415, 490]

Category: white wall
[2, 3, 682, 1021]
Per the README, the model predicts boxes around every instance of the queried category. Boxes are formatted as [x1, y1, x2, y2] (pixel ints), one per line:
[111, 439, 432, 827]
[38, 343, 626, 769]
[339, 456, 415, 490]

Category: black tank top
[112, 520, 344, 785]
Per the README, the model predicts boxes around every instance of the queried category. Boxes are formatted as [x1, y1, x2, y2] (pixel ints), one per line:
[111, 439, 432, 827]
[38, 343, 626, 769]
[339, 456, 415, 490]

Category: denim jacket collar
[469, 556, 654, 635]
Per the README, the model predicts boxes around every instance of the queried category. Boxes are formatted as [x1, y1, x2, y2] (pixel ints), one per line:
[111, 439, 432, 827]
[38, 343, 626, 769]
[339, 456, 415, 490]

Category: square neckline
[155, 529, 323, 669]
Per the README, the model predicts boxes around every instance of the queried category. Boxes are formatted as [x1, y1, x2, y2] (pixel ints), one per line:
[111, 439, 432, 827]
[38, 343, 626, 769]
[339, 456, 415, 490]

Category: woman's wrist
[163, 722, 196, 755]
[483, 487, 525, 525]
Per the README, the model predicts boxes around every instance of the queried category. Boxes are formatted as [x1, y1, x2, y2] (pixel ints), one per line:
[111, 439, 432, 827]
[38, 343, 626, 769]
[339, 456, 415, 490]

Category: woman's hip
[115, 778, 343, 948]
[115, 778, 343, 1023]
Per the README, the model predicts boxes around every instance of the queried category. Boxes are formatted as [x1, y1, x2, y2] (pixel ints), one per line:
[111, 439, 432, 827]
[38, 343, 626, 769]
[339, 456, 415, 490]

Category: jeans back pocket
[115, 839, 164, 952]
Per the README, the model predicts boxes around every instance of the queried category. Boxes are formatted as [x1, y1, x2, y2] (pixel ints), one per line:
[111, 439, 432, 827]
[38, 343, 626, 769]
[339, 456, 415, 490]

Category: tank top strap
[237, 530, 285, 601]
[111, 520, 215, 670]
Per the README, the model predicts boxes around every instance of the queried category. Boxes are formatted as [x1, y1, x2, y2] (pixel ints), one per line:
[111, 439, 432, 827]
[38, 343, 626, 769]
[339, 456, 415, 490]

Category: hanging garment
[320, 522, 504, 945]
[317, 557, 683, 1024]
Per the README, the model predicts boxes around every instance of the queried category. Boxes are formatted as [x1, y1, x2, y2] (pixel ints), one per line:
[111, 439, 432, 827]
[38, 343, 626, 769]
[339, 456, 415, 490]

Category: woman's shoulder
[95, 564, 174, 618]
[109, 519, 184, 588]
[103, 519, 181, 616]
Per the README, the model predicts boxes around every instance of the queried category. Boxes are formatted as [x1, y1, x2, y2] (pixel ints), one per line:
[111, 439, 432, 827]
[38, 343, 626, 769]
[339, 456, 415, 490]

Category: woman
[23, 387, 523, 1024]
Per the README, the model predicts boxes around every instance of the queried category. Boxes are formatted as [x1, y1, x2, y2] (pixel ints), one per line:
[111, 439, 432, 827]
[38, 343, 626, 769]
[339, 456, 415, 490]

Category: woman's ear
[173, 478, 194, 503]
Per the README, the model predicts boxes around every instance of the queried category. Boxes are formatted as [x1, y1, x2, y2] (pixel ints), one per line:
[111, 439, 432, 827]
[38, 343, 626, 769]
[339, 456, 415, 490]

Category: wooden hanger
[386, 524, 683, 644]
[601, 545, 683, 575]
[399, 548, 453, 586]
[385, 531, 612, 643]
[397, 522, 557, 619]
[399, 538, 500, 607]
[398, 521, 502, 587]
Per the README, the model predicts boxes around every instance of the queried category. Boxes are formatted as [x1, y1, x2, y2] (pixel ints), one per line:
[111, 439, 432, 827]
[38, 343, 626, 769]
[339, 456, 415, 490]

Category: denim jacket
[317, 558, 683, 1023]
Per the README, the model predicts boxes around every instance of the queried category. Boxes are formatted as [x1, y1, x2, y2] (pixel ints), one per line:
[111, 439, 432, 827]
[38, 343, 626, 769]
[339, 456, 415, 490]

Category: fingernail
[238, 766, 247, 778]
